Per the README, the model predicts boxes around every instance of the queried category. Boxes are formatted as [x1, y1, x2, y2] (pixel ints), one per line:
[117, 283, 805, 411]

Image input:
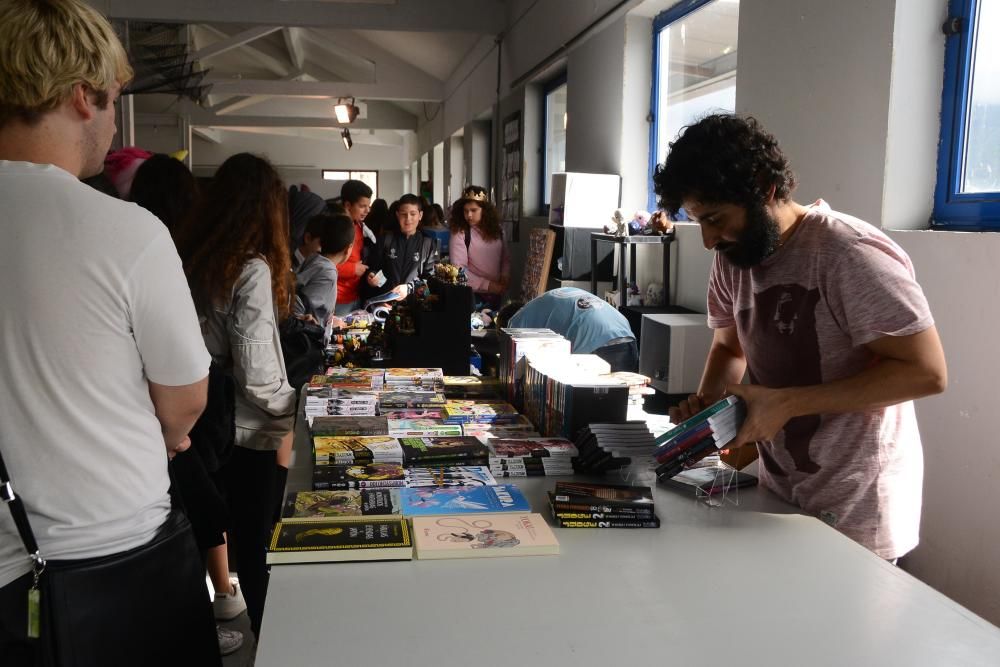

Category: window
[322, 170, 378, 198]
[542, 77, 567, 208]
[648, 0, 740, 211]
[934, 0, 1000, 228]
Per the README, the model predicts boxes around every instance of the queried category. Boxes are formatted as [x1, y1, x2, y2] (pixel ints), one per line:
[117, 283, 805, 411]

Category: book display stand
[691, 460, 742, 508]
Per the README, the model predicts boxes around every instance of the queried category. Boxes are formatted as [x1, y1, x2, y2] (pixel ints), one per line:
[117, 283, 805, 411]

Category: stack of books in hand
[573, 422, 657, 473]
[487, 438, 577, 477]
[548, 481, 659, 528]
[654, 396, 746, 478]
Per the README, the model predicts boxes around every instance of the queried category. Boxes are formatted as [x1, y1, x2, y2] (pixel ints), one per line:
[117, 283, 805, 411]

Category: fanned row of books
[267, 485, 559, 564]
[653, 395, 746, 478]
[522, 352, 630, 439]
[498, 328, 572, 410]
[547, 481, 660, 528]
[572, 422, 657, 473]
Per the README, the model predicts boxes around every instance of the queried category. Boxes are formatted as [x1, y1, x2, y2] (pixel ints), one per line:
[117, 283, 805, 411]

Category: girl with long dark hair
[448, 185, 510, 302]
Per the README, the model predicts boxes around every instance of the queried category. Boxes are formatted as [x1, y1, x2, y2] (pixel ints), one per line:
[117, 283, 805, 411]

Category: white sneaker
[213, 577, 247, 621]
[217, 625, 244, 656]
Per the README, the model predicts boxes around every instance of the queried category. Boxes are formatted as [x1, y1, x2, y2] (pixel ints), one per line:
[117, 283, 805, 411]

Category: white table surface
[259, 414, 1000, 666]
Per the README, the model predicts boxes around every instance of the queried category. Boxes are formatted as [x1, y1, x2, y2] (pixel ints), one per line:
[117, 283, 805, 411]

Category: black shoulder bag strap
[0, 449, 42, 562]
[0, 447, 45, 637]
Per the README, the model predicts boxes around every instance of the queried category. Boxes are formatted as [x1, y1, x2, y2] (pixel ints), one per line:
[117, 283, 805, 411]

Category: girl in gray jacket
[176, 153, 297, 639]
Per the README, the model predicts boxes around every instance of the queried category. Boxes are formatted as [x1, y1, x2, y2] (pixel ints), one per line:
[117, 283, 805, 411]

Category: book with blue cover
[399, 484, 531, 516]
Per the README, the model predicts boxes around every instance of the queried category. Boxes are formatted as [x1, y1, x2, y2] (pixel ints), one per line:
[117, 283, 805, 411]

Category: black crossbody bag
[0, 449, 219, 666]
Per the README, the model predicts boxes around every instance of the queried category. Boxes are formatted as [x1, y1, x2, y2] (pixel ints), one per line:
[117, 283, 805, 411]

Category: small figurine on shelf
[645, 282, 665, 307]
[629, 210, 651, 235]
[648, 210, 673, 235]
[626, 282, 643, 307]
[604, 209, 628, 236]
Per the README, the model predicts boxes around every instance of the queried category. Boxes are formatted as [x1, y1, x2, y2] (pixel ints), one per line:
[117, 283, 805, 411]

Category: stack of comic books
[572, 422, 657, 473]
[398, 436, 490, 467]
[386, 418, 463, 438]
[384, 367, 445, 390]
[310, 415, 388, 437]
[377, 388, 447, 410]
[487, 438, 577, 477]
[312, 462, 407, 490]
[441, 399, 522, 425]
[312, 435, 404, 465]
[304, 387, 379, 419]
[548, 481, 660, 528]
[404, 465, 497, 488]
[653, 396, 747, 478]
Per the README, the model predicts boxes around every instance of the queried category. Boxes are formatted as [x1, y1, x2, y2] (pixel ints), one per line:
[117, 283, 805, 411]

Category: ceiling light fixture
[334, 97, 359, 124]
[341, 128, 353, 151]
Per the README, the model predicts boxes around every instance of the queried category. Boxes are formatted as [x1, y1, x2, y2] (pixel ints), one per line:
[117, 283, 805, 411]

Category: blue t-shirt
[509, 287, 634, 353]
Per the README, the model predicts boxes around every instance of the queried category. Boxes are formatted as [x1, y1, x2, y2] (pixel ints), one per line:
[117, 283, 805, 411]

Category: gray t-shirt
[295, 252, 339, 324]
[707, 200, 933, 559]
[0, 161, 210, 587]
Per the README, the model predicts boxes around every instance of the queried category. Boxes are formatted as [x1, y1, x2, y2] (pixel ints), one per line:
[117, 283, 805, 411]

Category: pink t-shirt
[707, 201, 933, 559]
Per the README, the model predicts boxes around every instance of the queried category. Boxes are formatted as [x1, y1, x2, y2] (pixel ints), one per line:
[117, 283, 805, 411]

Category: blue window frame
[934, 0, 1000, 229]
[647, 0, 738, 212]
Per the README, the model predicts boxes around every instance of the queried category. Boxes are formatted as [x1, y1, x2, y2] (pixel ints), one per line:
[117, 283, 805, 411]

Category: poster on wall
[499, 111, 521, 242]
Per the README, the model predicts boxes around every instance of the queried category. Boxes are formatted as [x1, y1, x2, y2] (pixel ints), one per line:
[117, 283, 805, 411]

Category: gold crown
[462, 188, 489, 203]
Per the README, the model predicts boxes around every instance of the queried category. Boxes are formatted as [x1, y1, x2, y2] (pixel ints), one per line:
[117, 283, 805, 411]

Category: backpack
[280, 286, 326, 390]
[186, 360, 236, 473]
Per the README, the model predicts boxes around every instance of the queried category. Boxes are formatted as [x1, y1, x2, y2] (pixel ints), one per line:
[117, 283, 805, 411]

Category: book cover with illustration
[412, 513, 559, 559]
[378, 391, 448, 408]
[313, 435, 403, 464]
[312, 463, 406, 490]
[400, 436, 490, 463]
[552, 481, 654, 505]
[310, 415, 388, 436]
[282, 489, 401, 519]
[267, 517, 412, 564]
[387, 419, 464, 437]
[404, 465, 497, 487]
[379, 408, 444, 420]
[488, 438, 579, 459]
[399, 484, 530, 516]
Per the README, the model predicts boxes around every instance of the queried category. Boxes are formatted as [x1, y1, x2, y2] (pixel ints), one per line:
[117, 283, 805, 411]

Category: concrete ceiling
[115, 1, 503, 149]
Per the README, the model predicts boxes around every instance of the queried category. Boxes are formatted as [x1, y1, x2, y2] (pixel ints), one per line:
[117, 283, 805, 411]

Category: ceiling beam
[192, 127, 223, 144]
[205, 78, 443, 102]
[196, 25, 289, 77]
[167, 104, 418, 131]
[192, 26, 281, 61]
[92, 0, 504, 33]
[283, 28, 306, 71]
[306, 30, 441, 92]
[210, 71, 313, 115]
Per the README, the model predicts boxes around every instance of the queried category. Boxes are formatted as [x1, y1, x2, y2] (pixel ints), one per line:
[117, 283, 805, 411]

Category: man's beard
[716, 201, 781, 268]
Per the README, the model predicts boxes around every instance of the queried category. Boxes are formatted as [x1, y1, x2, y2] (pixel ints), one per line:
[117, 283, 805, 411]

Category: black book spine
[556, 516, 661, 528]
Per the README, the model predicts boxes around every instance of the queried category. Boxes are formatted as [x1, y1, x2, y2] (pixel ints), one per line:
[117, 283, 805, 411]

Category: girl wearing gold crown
[448, 185, 510, 305]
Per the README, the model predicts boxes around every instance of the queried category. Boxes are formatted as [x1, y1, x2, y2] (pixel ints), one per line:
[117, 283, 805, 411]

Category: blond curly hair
[0, 0, 132, 128]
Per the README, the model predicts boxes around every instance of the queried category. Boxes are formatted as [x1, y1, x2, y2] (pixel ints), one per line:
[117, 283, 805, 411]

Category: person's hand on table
[326, 314, 346, 330]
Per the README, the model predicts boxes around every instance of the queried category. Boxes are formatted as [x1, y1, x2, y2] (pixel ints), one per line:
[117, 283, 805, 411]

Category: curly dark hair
[175, 152, 291, 319]
[448, 185, 502, 241]
[653, 114, 797, 215]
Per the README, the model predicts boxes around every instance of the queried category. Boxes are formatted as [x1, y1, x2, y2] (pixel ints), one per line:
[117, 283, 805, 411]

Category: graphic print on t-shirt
[738, 283, 822, 475]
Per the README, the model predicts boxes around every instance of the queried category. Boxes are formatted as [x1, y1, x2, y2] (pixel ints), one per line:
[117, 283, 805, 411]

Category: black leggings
[219, 446, 277, 638]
